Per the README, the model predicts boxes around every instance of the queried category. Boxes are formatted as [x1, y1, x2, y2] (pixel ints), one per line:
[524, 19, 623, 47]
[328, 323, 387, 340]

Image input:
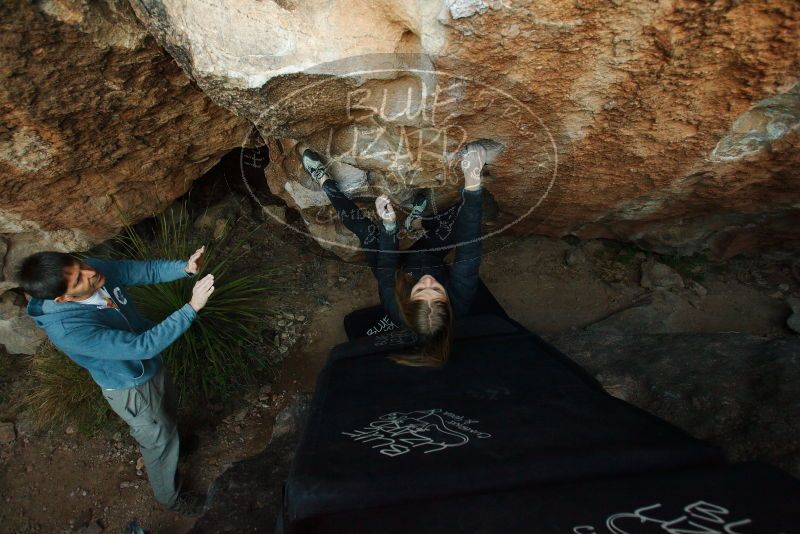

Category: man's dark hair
[17, 252, 78, 300]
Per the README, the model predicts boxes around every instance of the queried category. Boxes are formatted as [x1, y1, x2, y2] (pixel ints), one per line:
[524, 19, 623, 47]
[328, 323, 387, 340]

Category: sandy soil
[1, 210, 797, 533]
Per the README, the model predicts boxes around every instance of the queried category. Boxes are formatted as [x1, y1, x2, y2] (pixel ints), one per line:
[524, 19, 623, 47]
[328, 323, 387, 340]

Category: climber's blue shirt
[27, 258, 196, 390]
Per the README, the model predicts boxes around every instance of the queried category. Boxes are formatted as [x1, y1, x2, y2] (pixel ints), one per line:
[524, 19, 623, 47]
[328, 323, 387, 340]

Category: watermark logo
[238, 54, 562, 255]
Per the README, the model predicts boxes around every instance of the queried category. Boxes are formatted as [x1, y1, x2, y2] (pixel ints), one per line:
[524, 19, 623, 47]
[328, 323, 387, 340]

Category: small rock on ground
[0, 422, 16, 444]
[262, 205, 287, 225]
[689, 280, 707, 298]
[641, 258, 684, 289]
[565, 248, 586, 267]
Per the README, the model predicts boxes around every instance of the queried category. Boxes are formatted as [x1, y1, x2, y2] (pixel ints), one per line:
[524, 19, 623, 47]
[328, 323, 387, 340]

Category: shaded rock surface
[586, 289, 686, 335]
[0, 291, 45, 355]
[787, 297, 800, 334]
[191, 394, 312, 533]
[0, 0, 250, 293]
[640, 258, 684, 289]
[130, 0, 800, 260]
[548, 331, 800, 477]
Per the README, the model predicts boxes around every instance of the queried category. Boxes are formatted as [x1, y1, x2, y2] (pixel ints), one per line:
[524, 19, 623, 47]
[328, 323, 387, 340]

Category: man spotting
[18, 247, 215, 516]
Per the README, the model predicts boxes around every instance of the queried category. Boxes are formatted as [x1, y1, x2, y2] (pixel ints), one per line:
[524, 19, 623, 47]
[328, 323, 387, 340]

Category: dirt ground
[1, 204, 797, 533]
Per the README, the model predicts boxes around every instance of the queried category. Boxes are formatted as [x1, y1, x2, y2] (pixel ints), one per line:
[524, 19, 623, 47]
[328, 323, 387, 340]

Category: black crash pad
[283, 314, 727, 530]
[281, 281, 799, 533]
[291, 461, 800, 533]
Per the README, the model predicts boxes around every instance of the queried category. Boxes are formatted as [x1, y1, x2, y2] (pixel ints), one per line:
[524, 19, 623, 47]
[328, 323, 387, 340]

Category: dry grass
[24, 342, 114, 434]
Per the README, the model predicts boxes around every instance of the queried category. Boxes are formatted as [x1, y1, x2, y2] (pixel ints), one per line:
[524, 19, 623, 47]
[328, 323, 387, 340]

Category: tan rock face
[0, 291, 46, 355]
[131, 0, 800, 260]
[0, 0, 251, 291]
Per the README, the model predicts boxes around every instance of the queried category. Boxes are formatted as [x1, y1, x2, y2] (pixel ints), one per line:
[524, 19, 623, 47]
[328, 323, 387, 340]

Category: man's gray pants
[102, 368, 181, 507]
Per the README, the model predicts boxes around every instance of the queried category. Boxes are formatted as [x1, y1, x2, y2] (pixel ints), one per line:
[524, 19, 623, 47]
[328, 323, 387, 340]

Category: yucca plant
[25, 342, 115, 433]
[110, 204, 274, 405]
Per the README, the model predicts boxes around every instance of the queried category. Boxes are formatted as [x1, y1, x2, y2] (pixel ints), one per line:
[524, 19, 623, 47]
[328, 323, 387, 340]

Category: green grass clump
[25, 342, 114, 434]
[112, 205, 274, 405]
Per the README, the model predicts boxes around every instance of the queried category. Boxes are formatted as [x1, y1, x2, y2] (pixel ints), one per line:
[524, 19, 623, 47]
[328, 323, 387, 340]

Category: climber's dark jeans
[321, 181, 462, 271]
[322, 180, 380, 248]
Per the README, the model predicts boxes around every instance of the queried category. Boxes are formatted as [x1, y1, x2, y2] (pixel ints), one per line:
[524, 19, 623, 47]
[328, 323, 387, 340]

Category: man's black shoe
[168, 491, 207, 517]
[179, 432, 200, 458]
[301, 149, 327, 185]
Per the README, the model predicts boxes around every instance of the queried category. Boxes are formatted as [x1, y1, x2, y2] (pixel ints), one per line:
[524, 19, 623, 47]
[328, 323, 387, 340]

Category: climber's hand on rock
[461, 143, 487, 191]
[375, 195, 396, 224]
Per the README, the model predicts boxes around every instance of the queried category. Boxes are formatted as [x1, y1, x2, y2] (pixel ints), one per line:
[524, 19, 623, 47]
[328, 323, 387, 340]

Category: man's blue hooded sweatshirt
[27, 258, 197, 390]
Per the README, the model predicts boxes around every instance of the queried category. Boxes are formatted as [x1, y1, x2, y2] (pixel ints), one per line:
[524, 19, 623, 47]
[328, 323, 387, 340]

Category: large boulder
[130, 0, 800, 259]
[191, 394, 312, 533]
[0, 291, 45, 355]
[0, 0, 251, 293]
[548, 331, 800, 477]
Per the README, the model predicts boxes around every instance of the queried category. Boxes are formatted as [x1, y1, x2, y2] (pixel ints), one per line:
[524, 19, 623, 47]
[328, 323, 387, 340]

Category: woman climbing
[300, 143, 487, 367]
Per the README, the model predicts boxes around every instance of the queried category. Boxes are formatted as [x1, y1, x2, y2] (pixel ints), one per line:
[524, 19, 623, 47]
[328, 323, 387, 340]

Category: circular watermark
[237, 54, 562, 256]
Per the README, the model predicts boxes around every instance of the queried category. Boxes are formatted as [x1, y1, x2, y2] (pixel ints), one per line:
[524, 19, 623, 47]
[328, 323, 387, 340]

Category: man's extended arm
[54, 273, 214, 359]
[57, 304, 197, 360]
[86, 258, 192, 287]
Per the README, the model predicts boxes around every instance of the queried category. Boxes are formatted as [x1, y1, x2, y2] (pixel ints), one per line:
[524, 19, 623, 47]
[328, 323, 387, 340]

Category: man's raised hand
[189, 274, 214, 312]
[185, 246, 205, 275]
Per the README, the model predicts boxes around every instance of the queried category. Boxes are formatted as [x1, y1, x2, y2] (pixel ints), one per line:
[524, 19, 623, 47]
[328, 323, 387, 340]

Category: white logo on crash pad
[366, 314, 398, 336]
[342, 409, 491, 458]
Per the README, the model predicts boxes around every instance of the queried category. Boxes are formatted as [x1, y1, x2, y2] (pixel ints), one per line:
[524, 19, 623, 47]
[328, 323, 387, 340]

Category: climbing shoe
[301, 149, 327, 185]
[168, 490, 207, 517]
[404, 189, 429, 231]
